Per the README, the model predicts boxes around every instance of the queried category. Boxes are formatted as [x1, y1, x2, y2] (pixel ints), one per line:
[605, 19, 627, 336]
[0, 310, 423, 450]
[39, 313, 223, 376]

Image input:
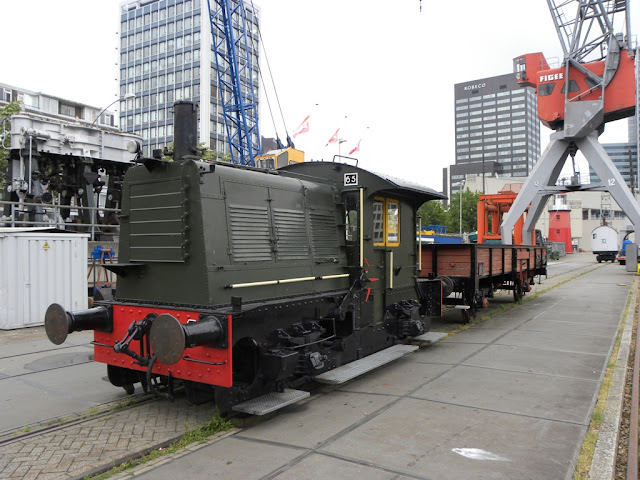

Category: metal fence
[0, 200, 120, 241]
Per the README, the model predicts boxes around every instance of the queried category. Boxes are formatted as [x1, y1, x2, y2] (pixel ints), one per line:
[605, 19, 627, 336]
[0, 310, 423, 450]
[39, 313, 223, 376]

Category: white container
[591, 225, 618, 253]
[0, 228, 88, 329]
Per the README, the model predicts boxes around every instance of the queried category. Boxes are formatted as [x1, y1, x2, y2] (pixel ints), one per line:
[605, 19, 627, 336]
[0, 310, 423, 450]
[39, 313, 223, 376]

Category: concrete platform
[121, 260, 633, 480]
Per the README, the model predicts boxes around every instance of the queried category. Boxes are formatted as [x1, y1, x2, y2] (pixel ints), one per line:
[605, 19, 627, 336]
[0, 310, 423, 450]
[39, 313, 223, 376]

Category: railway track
[0, 393, 156, 448]
[0, 389, 216, 480]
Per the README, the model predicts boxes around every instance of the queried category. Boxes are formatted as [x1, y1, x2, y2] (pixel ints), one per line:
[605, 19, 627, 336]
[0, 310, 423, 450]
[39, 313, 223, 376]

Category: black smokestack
[173, 101, 198, 163]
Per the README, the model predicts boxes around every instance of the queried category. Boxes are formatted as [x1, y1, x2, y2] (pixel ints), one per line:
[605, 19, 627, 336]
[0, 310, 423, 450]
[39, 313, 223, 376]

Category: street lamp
[91, 93, 135, 127]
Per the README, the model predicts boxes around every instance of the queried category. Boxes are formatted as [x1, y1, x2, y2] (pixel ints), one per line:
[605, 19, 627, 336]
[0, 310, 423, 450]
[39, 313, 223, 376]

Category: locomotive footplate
[314, 344, 419, 385]
[232, 389, 310, 416]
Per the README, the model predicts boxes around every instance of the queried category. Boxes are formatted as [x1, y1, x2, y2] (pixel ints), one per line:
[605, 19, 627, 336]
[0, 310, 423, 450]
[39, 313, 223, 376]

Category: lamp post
[338, 139, 347, 158]
[459, 178, 466, 236]
[91, 93, 135, 127]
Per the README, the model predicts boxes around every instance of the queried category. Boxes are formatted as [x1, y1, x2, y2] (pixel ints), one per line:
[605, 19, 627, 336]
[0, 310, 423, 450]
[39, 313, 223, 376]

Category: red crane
[501, 0, 640, 245]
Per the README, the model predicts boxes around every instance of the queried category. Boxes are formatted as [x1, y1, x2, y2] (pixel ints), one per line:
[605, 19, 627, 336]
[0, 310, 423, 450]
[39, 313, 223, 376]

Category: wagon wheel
[513, 281, 523, 302]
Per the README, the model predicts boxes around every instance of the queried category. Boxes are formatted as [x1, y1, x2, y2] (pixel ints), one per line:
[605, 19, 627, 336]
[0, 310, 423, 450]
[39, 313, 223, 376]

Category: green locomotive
[45, 102, 444, 413]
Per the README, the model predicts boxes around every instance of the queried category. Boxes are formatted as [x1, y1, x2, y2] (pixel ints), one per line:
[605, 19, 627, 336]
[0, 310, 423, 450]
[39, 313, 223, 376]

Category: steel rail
[0, 393, 155, 448]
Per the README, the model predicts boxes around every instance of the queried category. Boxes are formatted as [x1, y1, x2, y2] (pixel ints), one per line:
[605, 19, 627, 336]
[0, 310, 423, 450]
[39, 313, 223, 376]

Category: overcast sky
[2, 0, 638, 191]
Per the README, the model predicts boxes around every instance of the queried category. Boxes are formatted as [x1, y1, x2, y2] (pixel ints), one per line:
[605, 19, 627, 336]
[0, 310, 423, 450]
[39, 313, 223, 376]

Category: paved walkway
[109, 262, 633, 480]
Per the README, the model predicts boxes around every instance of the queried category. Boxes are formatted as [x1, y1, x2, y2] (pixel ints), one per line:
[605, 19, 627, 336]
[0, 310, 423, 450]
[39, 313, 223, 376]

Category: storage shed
[0, 228, 88, 329]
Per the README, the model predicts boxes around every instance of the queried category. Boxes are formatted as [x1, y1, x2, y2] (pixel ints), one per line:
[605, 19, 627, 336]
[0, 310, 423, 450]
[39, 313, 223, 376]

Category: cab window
[345, 195, 359, 242]
[373, 197, 400, 247]
[255, 157, 275, 169]
[372, 200, 384, 244]
[538, 83, 555, 97]
[560, 80, 580, 93]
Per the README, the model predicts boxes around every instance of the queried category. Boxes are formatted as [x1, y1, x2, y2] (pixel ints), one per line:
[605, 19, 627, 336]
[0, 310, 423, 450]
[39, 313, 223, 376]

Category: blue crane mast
[207, 0, 261, 166]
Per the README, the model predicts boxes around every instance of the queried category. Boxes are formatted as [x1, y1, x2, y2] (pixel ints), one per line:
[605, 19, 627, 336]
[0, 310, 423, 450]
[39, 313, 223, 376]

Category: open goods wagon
[419, 243, 547, 321]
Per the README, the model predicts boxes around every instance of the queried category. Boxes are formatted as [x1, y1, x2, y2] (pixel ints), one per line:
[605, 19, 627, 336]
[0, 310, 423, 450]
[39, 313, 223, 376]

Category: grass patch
[572, 277, 637, 480]
[86, 411, 233, 479]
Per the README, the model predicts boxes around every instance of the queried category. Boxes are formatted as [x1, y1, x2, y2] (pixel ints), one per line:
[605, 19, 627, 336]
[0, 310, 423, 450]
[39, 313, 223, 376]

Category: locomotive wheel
[123, 384, 135, 395]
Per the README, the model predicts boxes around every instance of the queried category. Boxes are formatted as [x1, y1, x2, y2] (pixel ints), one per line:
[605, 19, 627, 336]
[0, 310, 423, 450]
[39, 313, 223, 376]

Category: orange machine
[513, 49, 636, 130]
[477, 185, 534, 245]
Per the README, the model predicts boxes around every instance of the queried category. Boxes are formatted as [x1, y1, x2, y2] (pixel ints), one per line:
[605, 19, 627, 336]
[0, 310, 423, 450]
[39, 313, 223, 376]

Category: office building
[451, 73, 541, 194]
[0, 82, 116, 128]
[590, 142, 638, 189]
[118, 0, 260, 157]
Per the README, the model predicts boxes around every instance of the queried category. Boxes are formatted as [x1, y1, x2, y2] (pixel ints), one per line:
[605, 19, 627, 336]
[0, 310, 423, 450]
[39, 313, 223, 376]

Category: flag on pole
[292, 115, 310, 138]
[326, 128, 340, 146]
[348, 139, 362, 155]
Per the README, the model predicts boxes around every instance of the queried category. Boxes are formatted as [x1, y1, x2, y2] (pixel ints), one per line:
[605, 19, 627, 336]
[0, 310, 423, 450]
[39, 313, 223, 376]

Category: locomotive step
[411, 331, 448, 344]
[314, 344, 419, 385]
[232, 389, 310, 416]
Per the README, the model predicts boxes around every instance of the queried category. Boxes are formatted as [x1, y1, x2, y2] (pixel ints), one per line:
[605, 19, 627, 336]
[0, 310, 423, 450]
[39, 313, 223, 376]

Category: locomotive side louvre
[219, 170, 348, 296]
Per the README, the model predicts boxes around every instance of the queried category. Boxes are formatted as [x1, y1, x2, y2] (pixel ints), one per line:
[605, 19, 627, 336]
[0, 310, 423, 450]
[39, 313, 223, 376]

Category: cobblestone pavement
[0, 397, 215, 480]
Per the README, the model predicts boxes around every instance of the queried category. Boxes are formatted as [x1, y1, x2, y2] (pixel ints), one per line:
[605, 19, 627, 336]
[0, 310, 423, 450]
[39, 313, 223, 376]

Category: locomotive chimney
[173, 101, 198, 163]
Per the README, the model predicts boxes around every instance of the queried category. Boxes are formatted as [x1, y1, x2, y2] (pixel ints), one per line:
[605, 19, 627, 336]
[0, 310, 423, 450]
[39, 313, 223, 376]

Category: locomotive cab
[513, 49, 636, 131]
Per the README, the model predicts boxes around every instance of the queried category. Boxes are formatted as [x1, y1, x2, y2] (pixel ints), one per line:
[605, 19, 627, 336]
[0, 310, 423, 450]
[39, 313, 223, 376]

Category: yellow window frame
[373, 196, 400, 247]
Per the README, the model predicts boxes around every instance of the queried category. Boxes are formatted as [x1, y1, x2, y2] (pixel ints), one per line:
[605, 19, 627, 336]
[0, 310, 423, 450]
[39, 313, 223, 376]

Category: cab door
[370, 196, 402, 323]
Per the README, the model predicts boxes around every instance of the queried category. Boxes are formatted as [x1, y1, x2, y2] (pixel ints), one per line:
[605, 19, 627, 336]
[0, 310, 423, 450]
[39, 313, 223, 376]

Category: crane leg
[578, 132, 640, 234]
[523, 193, 553, 244]
[500, 135, 570, 244]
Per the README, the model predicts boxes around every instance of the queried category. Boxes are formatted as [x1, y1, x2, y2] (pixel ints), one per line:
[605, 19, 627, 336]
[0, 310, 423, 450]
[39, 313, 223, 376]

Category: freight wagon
[419, 243, 547, 322]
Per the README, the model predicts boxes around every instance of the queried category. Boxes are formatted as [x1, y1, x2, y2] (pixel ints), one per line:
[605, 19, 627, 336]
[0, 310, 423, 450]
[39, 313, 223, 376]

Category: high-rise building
[591, 143, 638, 189]
[118, 0, 260, 157]
[451, 73, 541, 194]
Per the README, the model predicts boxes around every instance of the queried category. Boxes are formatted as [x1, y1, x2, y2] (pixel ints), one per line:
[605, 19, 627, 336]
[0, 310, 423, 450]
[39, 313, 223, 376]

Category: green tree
[161, 142, 230, 162]
[197, 142, 230, 162]
[0, 102, 21, 190]
[417, 199, 448, 228]
[449, 188, 481, 234]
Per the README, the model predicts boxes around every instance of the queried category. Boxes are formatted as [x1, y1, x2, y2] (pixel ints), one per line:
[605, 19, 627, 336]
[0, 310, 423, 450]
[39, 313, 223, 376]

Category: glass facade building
[452, 73, 540, 194]
[118, 0, 260, 157]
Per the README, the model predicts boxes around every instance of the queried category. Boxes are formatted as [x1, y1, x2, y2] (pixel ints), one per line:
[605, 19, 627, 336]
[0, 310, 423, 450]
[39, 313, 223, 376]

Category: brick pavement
[0, 397, 216, 480]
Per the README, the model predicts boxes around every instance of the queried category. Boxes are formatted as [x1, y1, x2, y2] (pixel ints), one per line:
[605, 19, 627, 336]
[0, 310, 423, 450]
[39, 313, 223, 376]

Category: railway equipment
[44, 102, 446, 414]
[3, 112, 139, 228]
[502, 0, 640, 244]
[418, 243, 547, 322]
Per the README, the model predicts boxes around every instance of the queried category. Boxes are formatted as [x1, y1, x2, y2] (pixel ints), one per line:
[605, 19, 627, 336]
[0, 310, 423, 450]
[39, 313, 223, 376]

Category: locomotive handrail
[331, 154, 359, 167]
[225, 273, 350, 289]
